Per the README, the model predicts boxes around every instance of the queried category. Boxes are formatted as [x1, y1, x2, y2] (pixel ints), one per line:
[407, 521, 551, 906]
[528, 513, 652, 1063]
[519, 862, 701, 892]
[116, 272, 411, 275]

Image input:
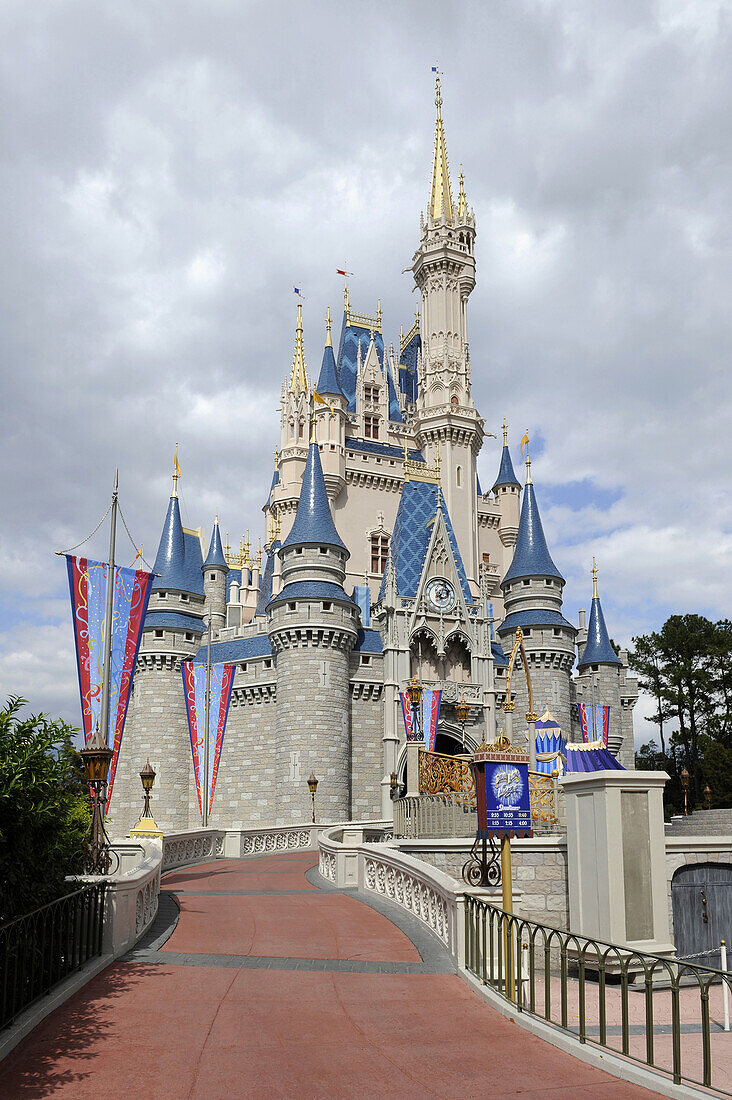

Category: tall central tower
[412, 76, 484, 588]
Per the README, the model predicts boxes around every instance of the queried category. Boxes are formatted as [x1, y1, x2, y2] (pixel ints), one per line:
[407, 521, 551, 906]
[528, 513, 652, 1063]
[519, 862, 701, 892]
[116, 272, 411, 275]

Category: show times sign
[472, 749, 532, 838]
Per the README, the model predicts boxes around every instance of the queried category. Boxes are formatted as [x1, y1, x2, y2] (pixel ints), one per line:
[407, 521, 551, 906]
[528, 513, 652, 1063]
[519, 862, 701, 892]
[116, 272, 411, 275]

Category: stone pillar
[562, 770, 674, 955]
[405, 740, 423, 798]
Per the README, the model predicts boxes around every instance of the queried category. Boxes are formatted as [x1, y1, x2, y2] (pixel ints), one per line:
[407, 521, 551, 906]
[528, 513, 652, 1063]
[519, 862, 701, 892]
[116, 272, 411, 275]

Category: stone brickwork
[198, 689, 278, 828]
[270, 619, 355, 826]
[111, 654, 194, 836]
[399, 839, 569, 928]
[350, 677, 384, 820]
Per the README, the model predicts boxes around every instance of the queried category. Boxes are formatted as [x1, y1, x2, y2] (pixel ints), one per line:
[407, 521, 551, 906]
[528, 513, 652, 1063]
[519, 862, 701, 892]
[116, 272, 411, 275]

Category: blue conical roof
[385, 358, 403, 423]
[255, 540, 279, 616]
[316, 342, 344, 397]
[493, 444, 521, 490]
[579, 595, 622, 668]
[282, 442, 347, 552]
[152, 496, 205, 594]
[503, 481, 563, 584]
[203, 519, 228, 571]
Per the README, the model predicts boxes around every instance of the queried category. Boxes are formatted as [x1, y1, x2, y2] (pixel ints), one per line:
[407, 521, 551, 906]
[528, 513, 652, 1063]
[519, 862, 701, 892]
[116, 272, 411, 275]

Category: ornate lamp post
[680, 766, 690, 816]
[307, 772, 318, 823]
[130, 758, 163, 838]
[406, 676, 423, 742]
[79, 726, 115, 875]
[456, 696, 470, 754]
[704, 784, 712, 810]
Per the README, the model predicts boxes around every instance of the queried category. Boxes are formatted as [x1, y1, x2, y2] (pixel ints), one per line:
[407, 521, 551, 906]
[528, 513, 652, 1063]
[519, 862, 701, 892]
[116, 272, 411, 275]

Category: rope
[118, 501, 155, 571]
[677, 949, 722, 961]
[56, 504, 111, 555]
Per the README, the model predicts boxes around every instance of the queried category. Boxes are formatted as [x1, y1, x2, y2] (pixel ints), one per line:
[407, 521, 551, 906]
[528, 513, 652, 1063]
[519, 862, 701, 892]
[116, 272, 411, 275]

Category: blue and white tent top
[565, 740, 624, 772]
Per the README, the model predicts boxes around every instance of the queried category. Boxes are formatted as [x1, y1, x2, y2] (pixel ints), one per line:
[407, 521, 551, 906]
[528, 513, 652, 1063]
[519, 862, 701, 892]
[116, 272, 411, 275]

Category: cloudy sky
[1, 0, 730, 746]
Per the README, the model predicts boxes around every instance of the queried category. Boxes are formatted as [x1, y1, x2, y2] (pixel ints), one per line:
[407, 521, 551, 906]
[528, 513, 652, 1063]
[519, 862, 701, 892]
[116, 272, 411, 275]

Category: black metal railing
[465, 896, 732, 1096]
[0, 882, 106, 1030]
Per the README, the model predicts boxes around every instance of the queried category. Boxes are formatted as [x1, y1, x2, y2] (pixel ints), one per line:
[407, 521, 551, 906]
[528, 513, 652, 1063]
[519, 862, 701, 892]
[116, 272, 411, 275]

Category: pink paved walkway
[0, 853, 664, 1099]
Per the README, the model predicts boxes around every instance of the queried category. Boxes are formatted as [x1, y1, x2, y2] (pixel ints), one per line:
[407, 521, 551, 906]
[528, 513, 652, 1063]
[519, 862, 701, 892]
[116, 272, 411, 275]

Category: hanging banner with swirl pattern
[65, 555, 155, 810]
[399, 687, 442, 750]
[577, 703, 610, 747]
[181, 661, 235, 817]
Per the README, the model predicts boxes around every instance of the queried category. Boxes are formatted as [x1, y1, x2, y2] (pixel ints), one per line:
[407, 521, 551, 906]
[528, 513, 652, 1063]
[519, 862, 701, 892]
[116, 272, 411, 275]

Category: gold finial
[344, 281, 350, 316]
[256, 538, 262, 571]
[309, 408, 317, 444]
[429, 71, 454, 220]
[171, 443, 181, 498]
[224, 532, 231, 562]
[415, 305, 420, 326]
[273, 447, 279, 470]
[525, 456, 532, 485]
[325, 306, 332, 348]
[377, 299, 382, 325]
[273, 506, 281, 541]
[502, 417, 508, 446]
[289, 302, 309, 392]
[457, 164, 468, 220]
[591, 556, 599, 600]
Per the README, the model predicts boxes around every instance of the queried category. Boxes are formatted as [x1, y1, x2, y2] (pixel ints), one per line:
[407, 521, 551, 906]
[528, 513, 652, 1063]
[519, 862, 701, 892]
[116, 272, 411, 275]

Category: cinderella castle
[112, 78, 638, 834]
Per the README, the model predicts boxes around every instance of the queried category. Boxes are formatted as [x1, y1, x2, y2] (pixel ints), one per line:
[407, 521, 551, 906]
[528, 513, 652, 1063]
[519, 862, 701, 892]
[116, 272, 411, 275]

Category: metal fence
[0, 882, 107, 1030]
[464, 895, 732, 1095]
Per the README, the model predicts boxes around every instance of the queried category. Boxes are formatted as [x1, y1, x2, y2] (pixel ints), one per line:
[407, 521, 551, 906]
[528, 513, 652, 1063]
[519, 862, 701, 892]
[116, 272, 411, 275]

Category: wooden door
[672, 862, 732, 968]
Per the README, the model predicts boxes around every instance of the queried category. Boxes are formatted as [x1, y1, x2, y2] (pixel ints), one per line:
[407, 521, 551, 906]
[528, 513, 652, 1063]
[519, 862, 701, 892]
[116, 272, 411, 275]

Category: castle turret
[112, 466, 204, 833]
[267, 434, 358, 824]
[493, 419, 522, 568]
[202, 516, 228, 631]
[411, 75, 484, 588]
[497, 452, 576, 738]
[575, 559, 636, 765]
[315, 309, 347, 500]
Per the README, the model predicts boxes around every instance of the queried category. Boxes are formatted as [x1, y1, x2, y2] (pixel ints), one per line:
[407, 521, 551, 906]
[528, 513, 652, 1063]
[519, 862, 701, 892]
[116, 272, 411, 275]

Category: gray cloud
[0, 0, 730, 750]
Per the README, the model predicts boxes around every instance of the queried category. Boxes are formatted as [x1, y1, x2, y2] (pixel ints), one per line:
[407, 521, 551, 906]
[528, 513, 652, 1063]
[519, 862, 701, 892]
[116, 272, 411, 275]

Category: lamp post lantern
[456, 696, 470, 754]
[680, 766, 690, 816]
[406, 676, 423, 742]
[307, 772, 318, 823]
[130, 759, 163, 838]
[79, 725, 115, 874]
[704, 784, 712, 810]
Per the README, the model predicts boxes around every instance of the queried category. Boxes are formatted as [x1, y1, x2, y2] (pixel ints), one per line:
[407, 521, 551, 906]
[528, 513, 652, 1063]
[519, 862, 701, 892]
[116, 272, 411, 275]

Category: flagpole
[99, 469, 119, 761]
[203, 612, 212, 827]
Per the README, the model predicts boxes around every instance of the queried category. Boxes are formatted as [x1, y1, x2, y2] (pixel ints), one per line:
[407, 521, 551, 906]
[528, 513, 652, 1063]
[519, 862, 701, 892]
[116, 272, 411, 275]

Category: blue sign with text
[479, 757, 531, 838]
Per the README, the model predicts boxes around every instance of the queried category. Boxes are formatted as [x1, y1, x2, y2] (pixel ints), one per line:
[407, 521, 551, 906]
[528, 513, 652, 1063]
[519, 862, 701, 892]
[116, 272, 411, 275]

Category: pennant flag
[577, 702, 610, 747]
[293, 286, 302, 298]
[182, 661, 235, 817]
[313, 390, 335, 414]
[173, 446, 181, 479]
[66, 556, 155, 810]
[336, 269, 353, 277]
[399, 687, 442, 750]
[520, 431, 530, 458]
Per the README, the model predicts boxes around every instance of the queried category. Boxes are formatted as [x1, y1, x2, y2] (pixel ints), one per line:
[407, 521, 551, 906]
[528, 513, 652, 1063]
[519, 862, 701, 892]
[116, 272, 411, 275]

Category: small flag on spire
[173, 447, 181, 478]
[520, 431, 530, 458]
[313, 390, 335, 415]
[293, 286, 303, 298]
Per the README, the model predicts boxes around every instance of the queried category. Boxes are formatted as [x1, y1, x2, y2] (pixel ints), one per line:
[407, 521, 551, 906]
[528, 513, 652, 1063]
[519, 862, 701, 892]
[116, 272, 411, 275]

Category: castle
[112, 78, 638, 834]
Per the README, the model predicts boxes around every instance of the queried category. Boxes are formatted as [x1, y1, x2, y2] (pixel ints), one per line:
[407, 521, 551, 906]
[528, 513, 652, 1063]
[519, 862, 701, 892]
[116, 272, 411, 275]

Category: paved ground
[0, 853, 666, 1099]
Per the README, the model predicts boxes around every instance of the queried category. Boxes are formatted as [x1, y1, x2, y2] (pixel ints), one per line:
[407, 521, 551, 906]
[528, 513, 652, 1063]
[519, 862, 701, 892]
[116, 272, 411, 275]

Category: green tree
[0, 696, 90, 924]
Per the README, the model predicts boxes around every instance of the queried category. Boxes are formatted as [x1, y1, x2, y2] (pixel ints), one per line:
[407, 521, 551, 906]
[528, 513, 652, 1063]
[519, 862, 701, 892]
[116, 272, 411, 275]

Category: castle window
[322, 601, 331, 611]
[181, 593, 189, 602]
[240, 663, 247, 672]
[362, 655, 371, 665]
[185, 632, 194, 642]
[592, 664, 598, 672]
[545, 579, 553, 586]
[159, 591, 167, 599]
[210, 573, 216, 581]
[451, 395, 459, 408]
[456, 466, 462, 487]
[364, 384, 380, 403]
[298, 421, 305, 439]
[370, 533, 389, 575]
[522, 580, 530, 587]
[364, 415, 380, 439]
[319, 547, 327, 554]
[482, 553, 490, 564]
[154, 630, 164, 639]
[288, 603, 296, 611]
[264, 659, 272, 669]
[296, 547, 303, 555]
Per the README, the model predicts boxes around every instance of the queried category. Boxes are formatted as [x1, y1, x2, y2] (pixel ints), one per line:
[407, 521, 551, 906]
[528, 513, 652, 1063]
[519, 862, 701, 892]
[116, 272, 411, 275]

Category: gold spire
[525, 455, 532, 485]
[429, 73, 454, 221]
[289, 302, 309, 392]
[591, 556, 599, 600]
[273, 447, 279, 470]
[172, 443, 181, 498]
[325, 306, 332, 348]
[502, 417, 508, 446]
[256, 538, 262, 571]
[457, 164, 468, 220]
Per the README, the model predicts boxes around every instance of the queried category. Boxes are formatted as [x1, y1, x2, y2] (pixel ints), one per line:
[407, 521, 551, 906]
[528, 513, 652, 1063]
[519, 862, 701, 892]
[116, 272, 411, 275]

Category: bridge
[0, 823, 687, 1099]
